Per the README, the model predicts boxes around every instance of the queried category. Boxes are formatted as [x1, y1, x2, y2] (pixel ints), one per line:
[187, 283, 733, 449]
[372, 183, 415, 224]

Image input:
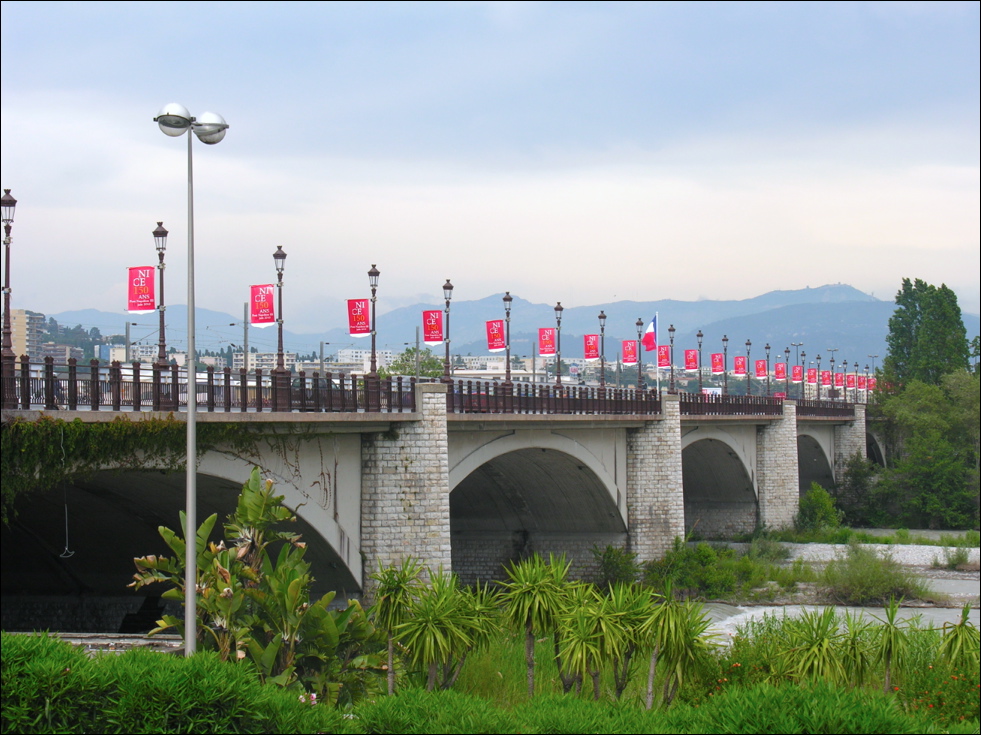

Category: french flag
[641, 315, 657, 352]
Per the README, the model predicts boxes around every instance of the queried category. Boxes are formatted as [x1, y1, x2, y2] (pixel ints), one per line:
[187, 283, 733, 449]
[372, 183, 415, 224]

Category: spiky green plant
[369, 556, 423, 694]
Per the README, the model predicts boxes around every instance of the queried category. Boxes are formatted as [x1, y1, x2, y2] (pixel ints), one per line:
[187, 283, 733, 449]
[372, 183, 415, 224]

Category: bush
[591, 544, 641, 587]
[795, 483, 843, 532]
[352, 687, 515, 734]
[822, 543, 934, 605]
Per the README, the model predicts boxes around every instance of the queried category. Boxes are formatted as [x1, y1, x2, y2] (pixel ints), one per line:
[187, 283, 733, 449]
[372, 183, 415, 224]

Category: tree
[380, 347, 444, 379]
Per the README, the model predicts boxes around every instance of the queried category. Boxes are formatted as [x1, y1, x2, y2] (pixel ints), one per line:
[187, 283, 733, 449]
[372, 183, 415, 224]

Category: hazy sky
[2, 1, 978, 335]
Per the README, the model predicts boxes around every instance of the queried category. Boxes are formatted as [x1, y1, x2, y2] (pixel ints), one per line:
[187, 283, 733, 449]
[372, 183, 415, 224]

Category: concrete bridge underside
[682, 437, 758, 538]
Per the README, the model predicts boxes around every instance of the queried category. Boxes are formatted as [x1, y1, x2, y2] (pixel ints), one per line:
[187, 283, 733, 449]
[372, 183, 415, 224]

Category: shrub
[591, 544, 641, 587]
[352, 687, 515, 734]
[795, 483, 843, 532]
[823, 543, 934, 605]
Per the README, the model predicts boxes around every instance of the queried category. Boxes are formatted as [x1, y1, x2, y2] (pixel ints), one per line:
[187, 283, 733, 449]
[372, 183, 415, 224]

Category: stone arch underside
[866, 432, 885, 467]
[797, 434, 836, 496]
[682, 438, 757, 538]
[0, 469, 355, 634]
[450, 447, 627, 585]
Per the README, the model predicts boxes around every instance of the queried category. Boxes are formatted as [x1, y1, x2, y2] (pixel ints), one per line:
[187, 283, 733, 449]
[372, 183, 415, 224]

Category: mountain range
[50, 284, 979, 368]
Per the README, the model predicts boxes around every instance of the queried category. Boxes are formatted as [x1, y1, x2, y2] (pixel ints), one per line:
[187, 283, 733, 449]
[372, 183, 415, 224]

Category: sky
[1, 1, 978, 338]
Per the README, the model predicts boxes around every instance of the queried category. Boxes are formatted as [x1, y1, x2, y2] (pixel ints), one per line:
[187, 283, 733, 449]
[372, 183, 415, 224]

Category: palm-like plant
[369, 557, 423, 694]
[938, 603, 980, 671]
[873, 597, 910, 693]
[781, 607, 847, 685]
[840, 609, 874, 689]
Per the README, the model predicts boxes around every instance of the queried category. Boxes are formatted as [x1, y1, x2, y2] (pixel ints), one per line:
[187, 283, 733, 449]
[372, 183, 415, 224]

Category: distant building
[39, 342, 84, 362]
[11, 309, 44, 358]
[231, 352, 298, 371]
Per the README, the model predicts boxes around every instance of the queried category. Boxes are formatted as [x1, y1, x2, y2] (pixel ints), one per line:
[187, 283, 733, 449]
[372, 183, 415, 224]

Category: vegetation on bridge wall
[0, 415, 257, 523]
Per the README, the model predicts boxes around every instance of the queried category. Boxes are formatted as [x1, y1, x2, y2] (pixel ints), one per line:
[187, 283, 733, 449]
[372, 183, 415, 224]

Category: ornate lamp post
[154, 102, 228, 656]
[826, 347, 838, 400]
[800, 350, 807, 399]
[441, 279, 453, 382]
[722, 334, 729, 394]
[868, 354, 878, 376]
[784, 346, 791, 397]
[635, 318, 644, 389]
[764, 343, 771, 396]
[816, 354, 822, 400]
[153, 222, 169, 366]
[1, 189, 17, 409]
[745, 339, 752, 395]
[367, 264, 381, 409]
[696, 330, 704, 393]
[272, 246, 288, 411]
[554, 302, 564, 387]
[503, 292, 513, 386]
[598, 310, 607, 388]
[668, 324, 676, 393]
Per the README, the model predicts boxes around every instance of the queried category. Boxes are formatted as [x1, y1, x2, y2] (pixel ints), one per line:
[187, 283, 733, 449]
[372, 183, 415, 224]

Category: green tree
[369, 557, 423, 695]
[381, 347, 444, 379]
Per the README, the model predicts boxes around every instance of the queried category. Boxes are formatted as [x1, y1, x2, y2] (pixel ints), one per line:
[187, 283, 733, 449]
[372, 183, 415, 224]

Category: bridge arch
[448, 430, 627, 584]
[797, 431, 836, 496]
[681, 430, 757, 538]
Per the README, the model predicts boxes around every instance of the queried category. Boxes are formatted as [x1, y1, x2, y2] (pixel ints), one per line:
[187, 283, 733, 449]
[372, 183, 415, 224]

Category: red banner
[869, 377, 878, 391]
[622, 340, 638, 366]
[347, 298, 370, 338]
[821, 370, 831, 386]
[734, 355, 747, 376]
[658, 344, 670, 368]
[755, 359, 767, 378]
[792, 365, 804, 384]
[127, 266, 156, 314]
[834, 372, 844, 388]
[539, 327, 556, 356]
[775, 362, 787, 381]
[807, 367, 817, 384]
[423, 310, 443, 345]
[710, 353, 724, 374]
[584, 334, 599, 361]
[684, 349, 698, 371]
[857, 375, 867, 390]
[773, 391, 787, 400]
[250, 284, 275, 327]
[846, 374, 856, 389]
[486, 319, 506, 352]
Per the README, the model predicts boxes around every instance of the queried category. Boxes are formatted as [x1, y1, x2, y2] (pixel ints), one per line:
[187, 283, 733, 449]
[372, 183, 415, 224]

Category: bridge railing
[677, 392, 783, 416]
[2, 357, 417, 414]
[443, 378, 662, 415]
[795, 398, 856, 418]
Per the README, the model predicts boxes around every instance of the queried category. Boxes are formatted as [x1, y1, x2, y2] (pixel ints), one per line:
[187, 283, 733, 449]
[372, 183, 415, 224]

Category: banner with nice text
[857, 375, 867, 390]
[127, 266, 156, 313]
[711, 353, 724, 374]
[657, 344, 670, 368]
[834, 372, 844, 388]
[584, 334, 600, 361]
[347, 298, 370, 338]
[684, 349, 698, 371]
[846, 373, 856, 389]
[755, 359, 767, 378]
[734, 355, 747, 376]
[622, 340, 638, 366]
[775, 362, 787, 381]
[807, 367, 817, 384]
[486, 319, 506, 352]
[539, 327, 556, 356]
[821, 370, 832, 386]
[423, 310, 443, 345]
[792, 365, 804, 384]
[869, 376, 878, 391]
[250, 284, 276, 327]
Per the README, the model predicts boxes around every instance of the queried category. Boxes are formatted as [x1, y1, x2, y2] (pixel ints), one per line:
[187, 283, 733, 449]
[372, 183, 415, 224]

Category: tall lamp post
[784, 347, 791, 397]
[598, 310, 607, 388]
[367, 265, 380, 378]
[635, 318, 644, 389]
[153, 220, 169, 364]
[745, 339, 752, 395]
[441, 279, 453, 382]
[554, 302, 564, 387]
[1, 189, 17, 409]
[696, 330, 704, 393]
[791, 342, 803, 398]
[816, 354, 822, 400]
[668, 324, 676, 393]
[764, 343, 771, 396]
[800, 350, 807, 399]
[722, 334, 729, 395]
[154, 102, 228, 656]
[272, 246, 288, 411]
[503, 292, 513, 386]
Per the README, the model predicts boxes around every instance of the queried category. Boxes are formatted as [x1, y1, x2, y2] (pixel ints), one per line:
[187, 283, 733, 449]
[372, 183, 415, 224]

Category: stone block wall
[626, 394, 685, 561]
[834, 403, 867, 481]
[756, 401, 800, 530]
[361, 383, 451, 592]
[684, 501, 757, 538]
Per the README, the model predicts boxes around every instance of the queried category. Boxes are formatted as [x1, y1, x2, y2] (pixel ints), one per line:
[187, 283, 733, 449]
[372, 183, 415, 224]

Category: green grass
[822, 543, 939, 605]
[739, 527, 981, 548]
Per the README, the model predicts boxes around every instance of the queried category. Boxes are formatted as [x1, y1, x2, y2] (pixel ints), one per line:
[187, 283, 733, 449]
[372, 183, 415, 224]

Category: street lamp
[554, 302, 564, 387]
[784, 346, 791, 397]
[800, 350, 807, 399]
[442, 279, 453, 382]
[745, 339, 752, 395]
[635, 318, 644, 389]
[367, 264, 380, 378]
[272, 246, 288, 410]
[668, 324, 676, 393]
[503, 292, 513, 386]
[765, 343, 771, 396]
[816, 354, 822, 400]
[153, 221, 169, 365]
[696, 330, 704, 393]
[598, 310, 607, 388]
[1, 189, 17, 409]
[154, 102, 228, 656]
[722, 334, 729, 395]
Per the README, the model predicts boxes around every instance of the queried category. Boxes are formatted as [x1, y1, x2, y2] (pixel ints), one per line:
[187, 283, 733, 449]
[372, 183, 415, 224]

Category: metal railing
[444, 379, 661, 415]
[795, 398, 856, 418]
[678, 393, 783, 416]
[1, 357, 416, 414]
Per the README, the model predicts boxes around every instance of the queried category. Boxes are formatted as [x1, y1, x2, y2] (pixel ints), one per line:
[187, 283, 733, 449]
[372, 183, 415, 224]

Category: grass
[822, 543, 939, 605]
[737, 527, 980, 548]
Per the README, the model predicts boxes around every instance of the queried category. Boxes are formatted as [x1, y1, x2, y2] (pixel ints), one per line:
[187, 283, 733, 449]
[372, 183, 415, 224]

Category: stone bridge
[1, 383, 874, 632]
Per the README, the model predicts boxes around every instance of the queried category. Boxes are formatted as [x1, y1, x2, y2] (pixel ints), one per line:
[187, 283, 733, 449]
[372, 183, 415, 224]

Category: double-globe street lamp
[1, 189, 17, 409]
[153, 102, 228, 657]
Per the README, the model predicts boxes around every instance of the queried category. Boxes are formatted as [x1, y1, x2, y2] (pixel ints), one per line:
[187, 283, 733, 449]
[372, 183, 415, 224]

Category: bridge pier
[756, 400, 800, 530]
[361, 383, 451, 588]
[627, 393, 685, 561]
[834, 403, 867, 482]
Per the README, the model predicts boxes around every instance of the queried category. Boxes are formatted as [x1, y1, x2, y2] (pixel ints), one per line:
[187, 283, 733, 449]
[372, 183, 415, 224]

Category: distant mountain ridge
[49, 284, 978, 368]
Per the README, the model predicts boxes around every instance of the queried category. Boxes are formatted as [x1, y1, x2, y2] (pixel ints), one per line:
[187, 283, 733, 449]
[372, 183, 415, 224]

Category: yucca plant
[873, 597, 910, 693]
[781, 607, 847, 685]
[938, 603, 980, 671]
[369, 556, 423, 694]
